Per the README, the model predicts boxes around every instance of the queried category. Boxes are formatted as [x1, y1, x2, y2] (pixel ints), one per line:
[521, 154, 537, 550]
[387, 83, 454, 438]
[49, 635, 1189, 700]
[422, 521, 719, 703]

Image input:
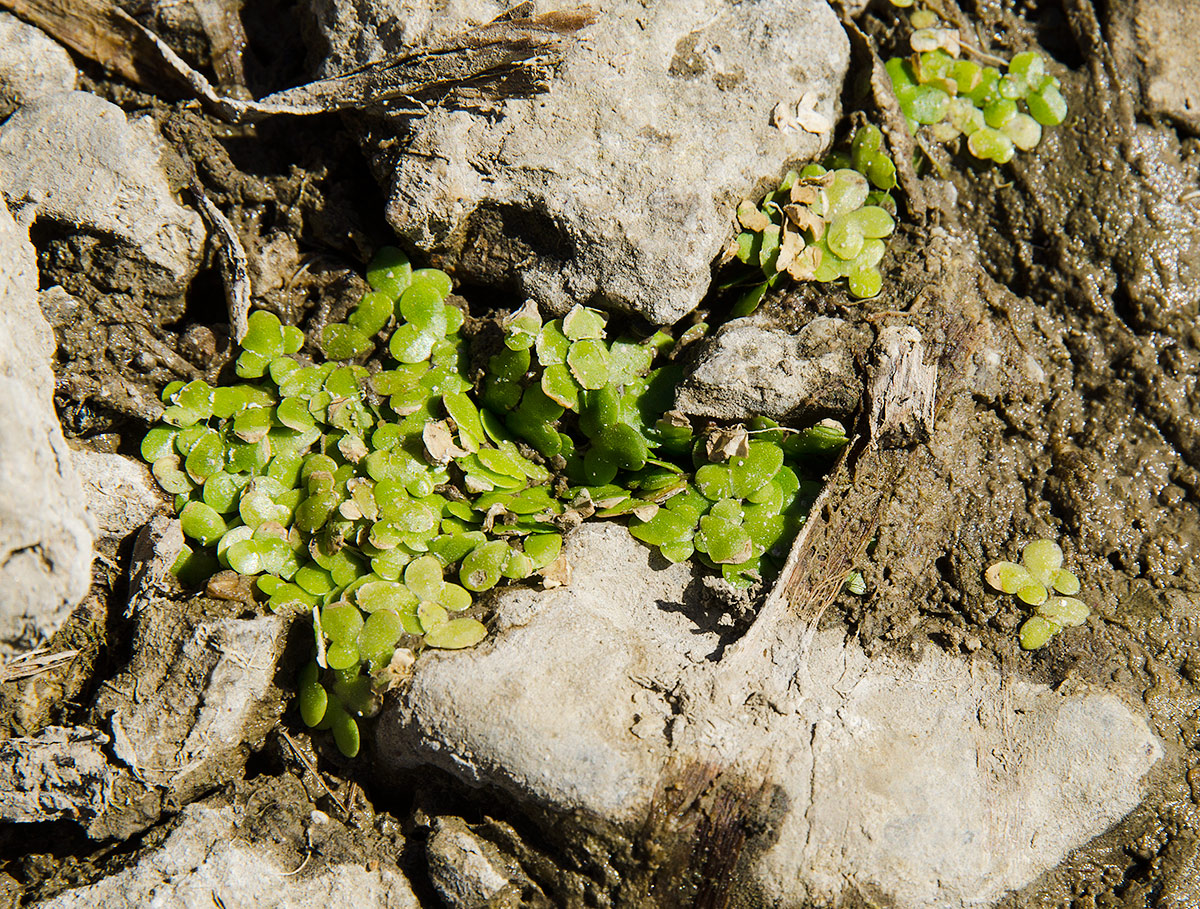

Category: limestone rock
[0, 197, 93, 654]
[753, 633, 1162, 907]
[312, 0, 849, 323]
[0, 13, 77, 120]
[1132, 0, 1200, 132]
[34, 779, 421, 908]
[377, 523, 1162, 908]
[0, 91, 205, 292]
[71, 449, 168, 550]
[0, 727, 116, 826]
[427, 816, 528, 909]
[380, 523, 710, 825]
[674, 315, 864, 421]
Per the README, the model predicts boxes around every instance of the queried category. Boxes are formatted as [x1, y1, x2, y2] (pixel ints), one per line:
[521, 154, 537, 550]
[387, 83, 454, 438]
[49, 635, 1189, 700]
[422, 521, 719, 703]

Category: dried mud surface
[3, 0, 1200, 906]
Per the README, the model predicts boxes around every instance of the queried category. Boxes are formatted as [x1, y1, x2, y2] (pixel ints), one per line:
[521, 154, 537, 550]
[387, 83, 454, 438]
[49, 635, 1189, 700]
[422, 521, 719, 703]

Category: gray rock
[98, 608, 292, 809]
[0, 727, 116, 826]
[0, 722, 158, 845]
[0, 91, 205, 291]
[71, 449, 168, 548]
[35, 792, 421, 909]
[674, 315, 863, 421]
[1130, 0, 1200, 132]
[381, 524, 708, 824]
[0, 196, 93, 654]
[72, 518, 293, 836]
[0, 13, 77, 120]
[314, 0, 849, 324]
[427, 816, 526, 909]
[752, 636, 1161, 907]
[377, 523, 1162, 908]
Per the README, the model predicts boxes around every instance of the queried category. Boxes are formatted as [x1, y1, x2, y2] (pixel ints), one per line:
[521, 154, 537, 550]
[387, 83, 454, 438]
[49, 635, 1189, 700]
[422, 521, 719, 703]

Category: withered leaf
[775, 225, 807, 274]
[785, 246, 822, 281]
[423, 420, 469, 464]
[782, 204, 825, 239]
[206, 569, 257, 603]
[704, 425, 750, 462]
[539, 554, 572, 588]
[630, 502, 660, 521]
[736, 200, 771, 233]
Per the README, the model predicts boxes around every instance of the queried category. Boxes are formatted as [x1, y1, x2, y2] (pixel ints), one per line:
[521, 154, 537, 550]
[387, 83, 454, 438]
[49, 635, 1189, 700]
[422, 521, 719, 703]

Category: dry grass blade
[189, 176, 250, 343]
[114, 5, 596, 123]
[279, 729, 349, 816]
[0, 648, 79, 683]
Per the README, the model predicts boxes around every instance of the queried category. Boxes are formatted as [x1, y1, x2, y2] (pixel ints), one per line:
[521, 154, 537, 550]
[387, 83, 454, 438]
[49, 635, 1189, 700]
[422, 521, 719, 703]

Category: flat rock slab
[674, 314, 866, 421]
[379, 524, 1162, 907]
[0, 727, 116, 827]
[317, 0, 848, 324]
[0, 91, 204, 292]
[382, 523, 708, 824]
[753, 634, 1161, 907]
[34, 782, 421, 909]
[0, 13, 76, 120]
[0, 197, 93, 653]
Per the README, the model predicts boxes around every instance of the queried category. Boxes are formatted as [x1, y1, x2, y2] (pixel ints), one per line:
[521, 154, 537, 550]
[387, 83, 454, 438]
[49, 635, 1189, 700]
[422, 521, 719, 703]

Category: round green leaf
[424, 618, 487, 650]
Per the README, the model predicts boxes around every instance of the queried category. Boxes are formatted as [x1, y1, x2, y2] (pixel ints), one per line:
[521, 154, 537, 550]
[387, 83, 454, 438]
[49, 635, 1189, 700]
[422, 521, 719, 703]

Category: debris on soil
[426, 815, 541, 909]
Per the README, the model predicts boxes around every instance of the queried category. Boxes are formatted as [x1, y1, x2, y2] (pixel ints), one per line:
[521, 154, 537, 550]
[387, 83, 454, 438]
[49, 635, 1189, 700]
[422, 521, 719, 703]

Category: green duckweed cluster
[142, 247, 846, 756]
[730, 124, 899, 311]
[886, 8, 1067, 163]
[984, 539, 1090, 650]
[729, 7, 1067, 315]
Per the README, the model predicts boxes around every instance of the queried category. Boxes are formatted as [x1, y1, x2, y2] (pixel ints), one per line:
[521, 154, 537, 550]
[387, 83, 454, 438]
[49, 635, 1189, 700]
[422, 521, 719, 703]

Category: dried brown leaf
[775, 225, 807, 274]
[785, 246, 822, 281]
[423, 420, 469, 464]
[782, 204, 824, 237]
[736, 200, 770, 233]
[630, 502, 660, 522]
[704, 425, 750, 462]
[788, 183, 820, 206]
[539, 554, 572, 588]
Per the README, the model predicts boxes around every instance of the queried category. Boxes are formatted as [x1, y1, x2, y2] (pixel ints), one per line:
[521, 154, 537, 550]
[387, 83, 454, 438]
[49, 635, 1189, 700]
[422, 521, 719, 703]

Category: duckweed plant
[886, 7, 1067, 163]
[729, 7, 1066, 314]
[730, 124, 899, 311]
[985, 539, 1090, 650]
[141, 248, 845, 757]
